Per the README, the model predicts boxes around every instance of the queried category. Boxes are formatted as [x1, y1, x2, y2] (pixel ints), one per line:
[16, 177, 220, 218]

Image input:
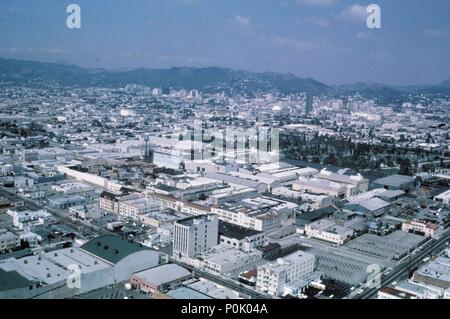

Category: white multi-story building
[173, 215, 219, 259]
[256, 251, 315, 296]
[196, 245, 262, 274]
[8, 209, 57, 230]
[211, 196, 297, 232]
[304, 219, 354, 245]
[402, 220, 439, 238]
[99, 192, 161, 220]
[51, 181, 93, 195]
[118, 195, 161, 220]
[99, 191, 122, 213]
[145, 192, 212, 216]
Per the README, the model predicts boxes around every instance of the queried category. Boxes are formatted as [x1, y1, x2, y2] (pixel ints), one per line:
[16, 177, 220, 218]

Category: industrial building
[345, 231, 425, 261]
[79, 235, 160, 283]
[0, 236, 160, 298]
[372, 175, 416, 191]
[412, 256, 450, 290]
[130, 263, 191, 297]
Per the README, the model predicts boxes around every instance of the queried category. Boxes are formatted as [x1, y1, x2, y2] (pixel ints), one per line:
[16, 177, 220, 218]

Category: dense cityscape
[0, 62, 449, 300]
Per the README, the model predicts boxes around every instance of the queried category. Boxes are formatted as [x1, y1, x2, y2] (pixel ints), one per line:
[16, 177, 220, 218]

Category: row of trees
[280, 132, 446, 175]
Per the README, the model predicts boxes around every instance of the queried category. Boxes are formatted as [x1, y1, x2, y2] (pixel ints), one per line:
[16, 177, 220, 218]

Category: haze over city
[0, 0, 449, 85]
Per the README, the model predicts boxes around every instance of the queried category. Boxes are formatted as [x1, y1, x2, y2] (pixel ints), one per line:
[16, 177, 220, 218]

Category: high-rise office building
[173, 215, 219, 259]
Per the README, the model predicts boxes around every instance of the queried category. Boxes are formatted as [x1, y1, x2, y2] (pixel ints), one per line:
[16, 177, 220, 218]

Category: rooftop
[218, 220, 263, 240]
[0, 268, 35, 292]
[435, 189, 450, 200]
[316, 169, 367, 185]
[167, 286, 212, 299]
[186, 279, 240, 299]
[133, 263, 191, 286]
[379, 286, 417, 299]
[80, 235, 150, 265]
[349, 197, 391, 212]
[176, 215, 217, 227]
[415, 256, 450, 284]
[373, 175, 415, 188]
[199, 245, 261, 265]
[260, 250, 315, 273]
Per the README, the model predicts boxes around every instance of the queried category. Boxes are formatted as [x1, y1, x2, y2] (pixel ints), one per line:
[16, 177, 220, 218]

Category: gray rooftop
[80, 235, 150, 265]
[0, 268, 35, 292]
[133, 263, 191, 286]
[373, 175, 415, 188]
[167, 286, 212, 299]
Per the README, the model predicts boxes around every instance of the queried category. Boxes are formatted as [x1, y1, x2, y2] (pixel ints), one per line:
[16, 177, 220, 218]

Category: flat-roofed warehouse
[372, 175, 416, 191]
[0, 236, 160, 298]
[345, 231, 425, 261]
[344, 197, 391, 218]
[412, 256, 450, 290]
[313, 250, 373, 285]
[130, 263, 191, 297]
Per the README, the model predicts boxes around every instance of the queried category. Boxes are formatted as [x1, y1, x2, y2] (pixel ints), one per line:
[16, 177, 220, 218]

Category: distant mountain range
[441, 79, 450, 88]
[0, 57, 449, 99]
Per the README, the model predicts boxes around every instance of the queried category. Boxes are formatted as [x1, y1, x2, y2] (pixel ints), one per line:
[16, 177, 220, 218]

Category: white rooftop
[133, 263, 191, 286]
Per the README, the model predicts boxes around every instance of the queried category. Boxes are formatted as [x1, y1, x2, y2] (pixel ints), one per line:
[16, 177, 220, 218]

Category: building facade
[256, 251, 315, 296]
[173, 215, 219, 259]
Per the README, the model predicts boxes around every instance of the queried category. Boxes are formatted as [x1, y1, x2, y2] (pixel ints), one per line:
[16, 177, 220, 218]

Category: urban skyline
[0, 0, 449, 85]
[0, 0, 450, 306]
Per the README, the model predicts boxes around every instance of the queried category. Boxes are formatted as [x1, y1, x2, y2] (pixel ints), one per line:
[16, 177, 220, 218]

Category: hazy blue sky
[0, 0, 449, 85]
